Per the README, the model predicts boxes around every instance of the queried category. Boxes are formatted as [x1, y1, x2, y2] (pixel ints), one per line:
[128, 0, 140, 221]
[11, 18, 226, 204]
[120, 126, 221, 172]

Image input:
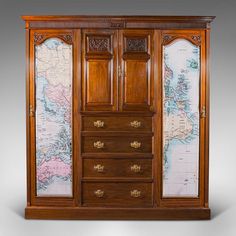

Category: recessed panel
[163, 39, 200, 197]
[125, 37, 147, 52]
[35, 38, 72, 196]
[124, 61, 148, 104]
[87, 60, 111, 104]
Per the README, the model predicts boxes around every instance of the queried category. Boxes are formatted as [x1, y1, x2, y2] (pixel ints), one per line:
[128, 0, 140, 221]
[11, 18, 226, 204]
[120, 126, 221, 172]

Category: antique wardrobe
[22, 15, 215, 220]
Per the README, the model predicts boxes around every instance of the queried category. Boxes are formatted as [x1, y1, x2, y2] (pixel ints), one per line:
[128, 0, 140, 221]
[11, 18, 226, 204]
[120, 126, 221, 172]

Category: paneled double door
[27, 22, 210, 219]
[82, 29, 154, 112]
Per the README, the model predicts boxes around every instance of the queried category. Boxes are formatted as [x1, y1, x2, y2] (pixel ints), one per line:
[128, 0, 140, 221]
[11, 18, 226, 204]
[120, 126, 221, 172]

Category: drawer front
[82, 136, 152, 153]
[83, 159, 152, 178]
[82, 116, 152, 131]
[82, 182, 153, 207]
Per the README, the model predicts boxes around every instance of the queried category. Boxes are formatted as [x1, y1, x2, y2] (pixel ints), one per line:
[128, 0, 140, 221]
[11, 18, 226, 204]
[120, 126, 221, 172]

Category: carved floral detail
[110, 22, 124, 28]
[126, 38, 147, 52]
[34, 33, 73, 44]
[60, 34, 73, 44]
[88, 37, 110, 52]
[34, 33, 45, 44]
[191, 35, 201, 44]
[162, 35, 175, 44]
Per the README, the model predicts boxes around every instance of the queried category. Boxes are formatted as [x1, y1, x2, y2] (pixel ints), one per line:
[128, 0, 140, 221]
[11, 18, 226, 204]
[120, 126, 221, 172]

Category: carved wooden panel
[82, 30, 118, 111]
[87, 35, 111, 53]
[162, 33, 201, 46]
[34, 32, 73, 45]
[119, 30, 154, 111]
[125, 38, 147, 52]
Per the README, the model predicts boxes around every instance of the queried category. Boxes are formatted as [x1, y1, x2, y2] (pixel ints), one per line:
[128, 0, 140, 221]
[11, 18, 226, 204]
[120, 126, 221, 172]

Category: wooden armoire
[22, 15, 215, 220]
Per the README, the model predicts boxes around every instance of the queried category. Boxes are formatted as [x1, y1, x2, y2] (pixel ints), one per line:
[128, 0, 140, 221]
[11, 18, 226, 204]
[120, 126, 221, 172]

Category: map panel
[163, 39, 200, 197]
[35, 38, 72, 196]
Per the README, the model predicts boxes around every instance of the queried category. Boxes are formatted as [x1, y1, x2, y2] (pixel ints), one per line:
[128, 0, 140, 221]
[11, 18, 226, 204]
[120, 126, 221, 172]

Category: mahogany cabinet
[22, 15, 215, 220]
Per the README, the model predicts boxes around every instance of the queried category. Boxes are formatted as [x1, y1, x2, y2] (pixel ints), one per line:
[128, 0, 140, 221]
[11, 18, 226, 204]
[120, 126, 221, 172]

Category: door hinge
[118, 65, 122, 77]
[29, 105, 35, 117]
[200, 106, 206, 118]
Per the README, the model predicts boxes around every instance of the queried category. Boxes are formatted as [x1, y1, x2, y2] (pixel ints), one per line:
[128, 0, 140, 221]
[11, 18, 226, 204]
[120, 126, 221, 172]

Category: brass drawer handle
[130, 164, 141, 173]
[130, 141, 141, 149]
[94, 164, 105, 173]
[93, 141, 104, 149]
[93, 120, 104, 128]
[94, 189, 104, 198]
[130, 120, 141, 128]
[130, 189, 141, 198]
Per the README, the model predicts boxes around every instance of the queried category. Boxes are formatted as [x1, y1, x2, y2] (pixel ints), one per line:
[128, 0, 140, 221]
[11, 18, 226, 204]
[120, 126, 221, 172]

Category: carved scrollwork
[34, 33, 73, 45]
[191, 35, 201, 44]
[163, 34, 201, 45]
[162, 35, 175, 44]
[60, 34, 73, 44]
[126, 38, 147, 52]
[110, 22, 124, 28]
[88, 37, 110, 52]
[34, 33, 46, 44]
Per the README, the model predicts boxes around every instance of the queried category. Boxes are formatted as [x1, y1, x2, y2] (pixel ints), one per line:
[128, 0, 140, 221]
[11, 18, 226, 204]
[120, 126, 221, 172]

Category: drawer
[83, 159, 152, 178]
[82, 136, 152, 153]
[82, 116, 152, 131]
[82, 182, 153, 207]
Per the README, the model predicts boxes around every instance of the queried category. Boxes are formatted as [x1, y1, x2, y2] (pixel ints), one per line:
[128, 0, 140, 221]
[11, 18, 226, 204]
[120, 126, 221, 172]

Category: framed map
[163, 39, 200, 197]
[35, 38, 73, 196]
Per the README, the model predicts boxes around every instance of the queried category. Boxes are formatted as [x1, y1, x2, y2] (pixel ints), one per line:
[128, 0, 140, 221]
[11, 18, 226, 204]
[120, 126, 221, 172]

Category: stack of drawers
[81, 115, 154, 207]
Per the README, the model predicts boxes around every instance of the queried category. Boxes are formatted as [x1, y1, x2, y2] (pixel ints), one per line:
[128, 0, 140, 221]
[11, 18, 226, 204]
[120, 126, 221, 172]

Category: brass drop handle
[130, 164, 141, 173]
[94, 164, 105, 173]
[130, 120, 141, 128]
[93, 141, 104, 149]
[130, 141, 141, 149]
[94, 189, 104, 198]
[130, 189, 141, 198]
[94, 120, 104, 128]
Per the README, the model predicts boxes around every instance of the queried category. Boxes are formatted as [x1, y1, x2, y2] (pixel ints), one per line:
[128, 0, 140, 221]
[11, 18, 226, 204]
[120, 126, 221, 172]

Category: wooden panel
[119, 30, 154, 111]
[22, 16, 215, 30]
[124, 61, 148, 104]
[82, 116, 152, 131]
[82, 182, 153, 207]
[82, 136, 152, 153]
[87, 60, 111, 103]
[82, 29, 118, 111]
[25, 206, 211, 220]
[83, 159, 152, 178]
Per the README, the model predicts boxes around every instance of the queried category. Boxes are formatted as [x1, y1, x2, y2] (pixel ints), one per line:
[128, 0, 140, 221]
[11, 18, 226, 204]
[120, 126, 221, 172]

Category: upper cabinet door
[119, 30, 154, 111]
[82, 29, 118, 111]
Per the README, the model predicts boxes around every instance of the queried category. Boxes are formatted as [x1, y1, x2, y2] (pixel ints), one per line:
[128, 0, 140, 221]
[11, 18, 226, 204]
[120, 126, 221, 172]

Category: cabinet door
[29, 30, 76, 202]
[82, 29, 118, 111]
[161, 31, 205, 201]
[119, 30, 154, 111]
